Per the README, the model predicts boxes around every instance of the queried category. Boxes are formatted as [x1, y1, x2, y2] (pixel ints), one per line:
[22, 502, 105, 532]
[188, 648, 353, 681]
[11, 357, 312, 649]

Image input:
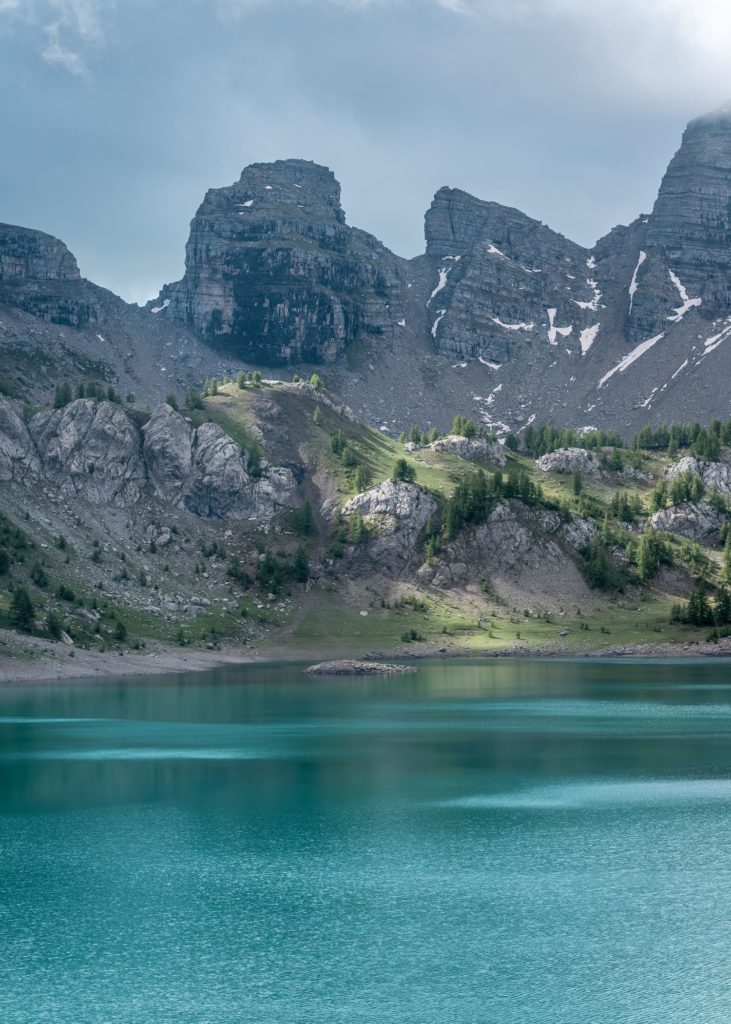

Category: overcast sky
[1, 0, 730, 303]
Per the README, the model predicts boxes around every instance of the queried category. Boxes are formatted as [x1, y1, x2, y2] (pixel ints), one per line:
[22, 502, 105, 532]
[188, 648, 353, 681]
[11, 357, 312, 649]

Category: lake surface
[2, 658, 731, 1023]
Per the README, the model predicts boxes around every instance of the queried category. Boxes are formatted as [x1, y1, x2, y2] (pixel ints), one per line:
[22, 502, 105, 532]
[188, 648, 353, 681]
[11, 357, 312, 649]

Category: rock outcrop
[0, 396, 40, 482]
[153, 159, 407, 365]
[428, 434, 506, 465]
[666, 455, 731, 495]
[1, 398, 297, 522]
[142, 403, 193, 502]
[29, 400, 146, 506]
[419, 500, 594, 599]
[649, 501, 724, 540]
[0, 224, 80, 282]
[535, 448, 602, 476]
[342, 481, 437, 563]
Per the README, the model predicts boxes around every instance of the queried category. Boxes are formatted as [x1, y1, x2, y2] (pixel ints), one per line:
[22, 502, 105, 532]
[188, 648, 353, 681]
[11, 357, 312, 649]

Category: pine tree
[53, 382, 72, 409]
[354, 464, 372, 491]
[392, 458, 416, 484]
[236, 370, 248, 389]
[724, 533, 731, 584]
[11, 587, 34, 631]
[715, 586, 731, 626]
[310, 373, 323, 390]
[313, 405, 324, 427]
[293, 546, 309, 583]
[349, 508, 365, 544]
[571, 470, 583, 497]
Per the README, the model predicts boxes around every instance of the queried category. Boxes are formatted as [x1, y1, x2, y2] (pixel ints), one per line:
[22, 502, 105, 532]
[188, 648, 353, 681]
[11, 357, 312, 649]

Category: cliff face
[0, 224, 80, 282]
[416, 187, 596, 364]
[647, 108, 731, 316]
[0, 223, 104, 329]
[156, 159, 408, 364]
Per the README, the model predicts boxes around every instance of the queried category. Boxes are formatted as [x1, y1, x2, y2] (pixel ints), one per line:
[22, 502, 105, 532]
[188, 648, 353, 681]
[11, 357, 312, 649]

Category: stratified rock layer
[156, 159, 407, 364]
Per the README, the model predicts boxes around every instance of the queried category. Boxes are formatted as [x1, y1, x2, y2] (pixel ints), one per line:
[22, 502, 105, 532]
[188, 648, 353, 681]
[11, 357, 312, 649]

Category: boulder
[29, 399, 145, 505]
[142, 403, 194, 502]
[649, 501, 725, 540]
[185, 422, 295, 520]
[429, 434, 506, 466]
[535, 447, 601, 476]
[342, 481, 437, 562]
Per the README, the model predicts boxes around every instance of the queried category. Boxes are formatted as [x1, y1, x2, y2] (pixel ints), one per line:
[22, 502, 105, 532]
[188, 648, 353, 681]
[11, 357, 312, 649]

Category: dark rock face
[647, 108, 731, 317]
[156, 159, 407, 364]
[0, 224, 79, 282]
[417, 188, 597, 364]
[0, 223, 104, 329]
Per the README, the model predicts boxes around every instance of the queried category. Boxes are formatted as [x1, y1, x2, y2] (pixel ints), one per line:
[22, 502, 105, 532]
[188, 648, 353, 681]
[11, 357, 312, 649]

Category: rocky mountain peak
[646, 106, 731, 316]
[154, 159, 407, 364]
[234, 159, 344, 220]
[0, 224, 80, 282]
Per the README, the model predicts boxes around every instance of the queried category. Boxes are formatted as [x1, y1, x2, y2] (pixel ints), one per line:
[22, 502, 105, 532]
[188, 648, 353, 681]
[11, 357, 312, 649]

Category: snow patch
[264, 185, 273, 190]
[397, 318, 406, 327]
[428, 266, 451, 305]
[490, 316, 534, 331]
[641, 387, 659, 409]
[452, 361, 467, 369]
[443, 255, 461, 262]
[671, 359, 689, 380]
[431, 310, 446, 338]
[151, 299, 170, 314]
[478, 356, 502, 369]
[702, 319, 731, 355]
[628, 250, 646, 314]
[586, 256, 596, 269]
[579, 323, 600, 354]
[573, 278, 602, 312]
[96, 334, 105, 343]
[598, 332, 665, 388]
[238, 199, 255, 208]
[547, 308, 573, 345]
[486, 243, 507, 258]
[667, 269, 702, 322]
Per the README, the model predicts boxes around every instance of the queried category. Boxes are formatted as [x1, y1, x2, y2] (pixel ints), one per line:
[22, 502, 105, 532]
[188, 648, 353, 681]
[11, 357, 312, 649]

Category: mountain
[3, 105, 731, 434]
[147, 105, 731, 435]
[0, 224, 233, 406]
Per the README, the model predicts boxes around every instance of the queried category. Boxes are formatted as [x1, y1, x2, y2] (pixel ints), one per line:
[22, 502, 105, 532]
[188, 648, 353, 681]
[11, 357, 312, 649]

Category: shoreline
[3, 628, 731, 685]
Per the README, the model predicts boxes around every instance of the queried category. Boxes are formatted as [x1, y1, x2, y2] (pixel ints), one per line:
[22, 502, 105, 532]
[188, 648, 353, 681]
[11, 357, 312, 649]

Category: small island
[304, 660, 418, 676]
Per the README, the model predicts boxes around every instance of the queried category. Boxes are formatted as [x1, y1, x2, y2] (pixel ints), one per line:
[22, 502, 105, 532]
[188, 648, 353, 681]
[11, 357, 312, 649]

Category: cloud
[0, 0, 111, 75]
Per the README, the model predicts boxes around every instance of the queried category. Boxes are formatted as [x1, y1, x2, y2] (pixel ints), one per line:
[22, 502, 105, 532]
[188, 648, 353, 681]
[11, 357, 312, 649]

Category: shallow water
[2, 658, 731, 1022]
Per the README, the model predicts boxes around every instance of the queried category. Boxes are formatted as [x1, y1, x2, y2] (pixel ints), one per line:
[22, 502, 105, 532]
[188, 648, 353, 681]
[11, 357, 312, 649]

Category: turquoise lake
[2, 658, 731, 1022]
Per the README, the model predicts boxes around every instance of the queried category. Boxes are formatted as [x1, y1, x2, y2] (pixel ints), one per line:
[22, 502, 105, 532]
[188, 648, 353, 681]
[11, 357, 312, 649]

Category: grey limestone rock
[429, 434, 506, 465]
[0, 396, 40, 482]
[342, 481, 437, 562]
[29, 399, 146, 505]
[535, 448, 602, 476]
[649, 501, 725, 540]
